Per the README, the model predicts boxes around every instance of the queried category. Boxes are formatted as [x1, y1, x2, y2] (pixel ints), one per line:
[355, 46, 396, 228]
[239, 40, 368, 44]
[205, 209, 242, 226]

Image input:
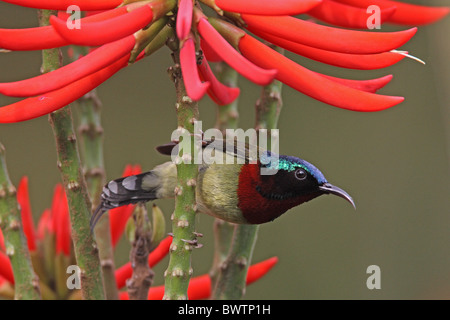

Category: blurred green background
[0, 1, 449, 299]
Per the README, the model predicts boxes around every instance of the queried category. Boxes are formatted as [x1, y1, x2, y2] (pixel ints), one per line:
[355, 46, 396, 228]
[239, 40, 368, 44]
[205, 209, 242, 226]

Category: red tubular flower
[0, 6, 130, 51]
[239, 34, 404, 111]
[307, 0, 396, 29]
[216, 0, 322, 15]
[243, 14, 417, 54]
[197, 17, 277, 86]
[255, 30, 406, 70]
[115, 236, 172, 289]
[200, 38, 222, 63]
[0, 252, 14, 284]
[180, 36, 210, 101]
[320, 74, 393, 94]
[53, 187, 71, 257]
[50, 5, 153, 47]
[119, 256, 278, 300]
[109, 164, 142, 248]
[17, 177, 37, 252]
[176, 0, 193, 41]
[1, 0, 122, 11]
[0, 35, 136, 97]
[0, 54, 129, 123]
[37, 209, 52, 240]
[197, 56, 240, 106]
[334, 0, 450, 25]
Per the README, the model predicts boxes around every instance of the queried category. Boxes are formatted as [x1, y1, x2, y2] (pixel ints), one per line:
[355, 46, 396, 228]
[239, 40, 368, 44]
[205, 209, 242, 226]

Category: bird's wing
[155, 138, 268, 164]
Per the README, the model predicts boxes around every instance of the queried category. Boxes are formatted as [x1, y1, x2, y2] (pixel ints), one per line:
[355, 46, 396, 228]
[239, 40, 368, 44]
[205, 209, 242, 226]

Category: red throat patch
[237, 164, 319, 224]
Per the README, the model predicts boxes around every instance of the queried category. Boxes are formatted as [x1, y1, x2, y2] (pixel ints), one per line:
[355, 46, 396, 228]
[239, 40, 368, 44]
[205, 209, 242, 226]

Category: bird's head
[237, 152, 355, 224]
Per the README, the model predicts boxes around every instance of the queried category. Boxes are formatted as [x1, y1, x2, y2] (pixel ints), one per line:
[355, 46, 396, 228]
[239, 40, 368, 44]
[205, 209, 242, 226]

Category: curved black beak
[319, 183, 356, 209]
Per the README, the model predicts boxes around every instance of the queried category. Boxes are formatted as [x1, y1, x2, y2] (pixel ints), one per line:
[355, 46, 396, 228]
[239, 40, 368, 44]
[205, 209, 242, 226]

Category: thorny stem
[75, 85, 118, 300]
[0, 143, 41, 300]
[39, 9, 105, 300]
[212, 46, 284, 300]
[163, 36, 200, 300]
[127, 204, 154, 300]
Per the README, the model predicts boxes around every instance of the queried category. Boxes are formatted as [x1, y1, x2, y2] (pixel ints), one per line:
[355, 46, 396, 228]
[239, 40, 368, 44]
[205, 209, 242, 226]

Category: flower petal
[215, 0, 322, 15]
[334, 0, 450, 25]
[320, 74, 393, 93]
[54, 189, 71, 257]
[307, 0, 396, 29]
[239, 34, 404, 111]
[0, 54, 129, 123]
[0, 6, 129, 51]
[197, 57, 240, 105]
[1, 0, 122, 10]
[37, 209, 52, 240]
[197, 17, 277, 85]
[0, 35, 136, 97]
[180, 37, 210, 101]
[200, 38, 222, 62]
[50, 5, 153, 46]
[242, 14, 417, 54]
[17, 177, 37, 252]
[176, 0, 193, 40]
[256, 30, 405, 70]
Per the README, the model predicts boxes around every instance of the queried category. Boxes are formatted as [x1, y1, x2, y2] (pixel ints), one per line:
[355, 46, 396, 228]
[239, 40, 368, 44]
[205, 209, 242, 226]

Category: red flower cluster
[0, 0, 447, 123]
[0, 171, 277, 299]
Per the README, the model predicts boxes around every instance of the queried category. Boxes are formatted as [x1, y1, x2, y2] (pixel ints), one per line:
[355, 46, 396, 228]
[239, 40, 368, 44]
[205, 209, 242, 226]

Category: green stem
[163, 40, 200, 300]
[76, 88, 118, 300]
[0, 143, 41, 300]
[39, 9, 105, 300]
[212, 46, 284, 300]
[210, 62, 240, 289]
[127, 204, 154, 300]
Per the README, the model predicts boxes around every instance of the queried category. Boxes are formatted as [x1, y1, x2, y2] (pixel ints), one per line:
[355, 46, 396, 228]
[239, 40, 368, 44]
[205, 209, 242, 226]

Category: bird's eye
[295, 168, 307, 180]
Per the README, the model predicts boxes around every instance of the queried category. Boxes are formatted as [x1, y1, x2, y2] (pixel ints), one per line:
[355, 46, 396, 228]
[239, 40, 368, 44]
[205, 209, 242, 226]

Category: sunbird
[90, 139, 354, 228]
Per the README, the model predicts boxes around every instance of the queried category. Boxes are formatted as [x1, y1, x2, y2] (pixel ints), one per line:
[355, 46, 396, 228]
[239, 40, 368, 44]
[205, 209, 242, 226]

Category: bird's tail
[90, 170, 163, 231]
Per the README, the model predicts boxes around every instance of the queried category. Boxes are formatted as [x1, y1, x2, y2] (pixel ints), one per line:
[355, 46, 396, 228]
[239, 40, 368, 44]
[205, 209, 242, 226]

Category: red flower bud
[215, 0, 322, 16]
[54, 188, 71, 257]
[37, 209, 52, 240]
[17, 177, 37, 252]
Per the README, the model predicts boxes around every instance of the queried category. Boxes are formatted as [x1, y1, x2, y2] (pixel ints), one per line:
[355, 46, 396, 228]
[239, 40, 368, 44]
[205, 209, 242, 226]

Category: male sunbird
[90, 139, 354, 228]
